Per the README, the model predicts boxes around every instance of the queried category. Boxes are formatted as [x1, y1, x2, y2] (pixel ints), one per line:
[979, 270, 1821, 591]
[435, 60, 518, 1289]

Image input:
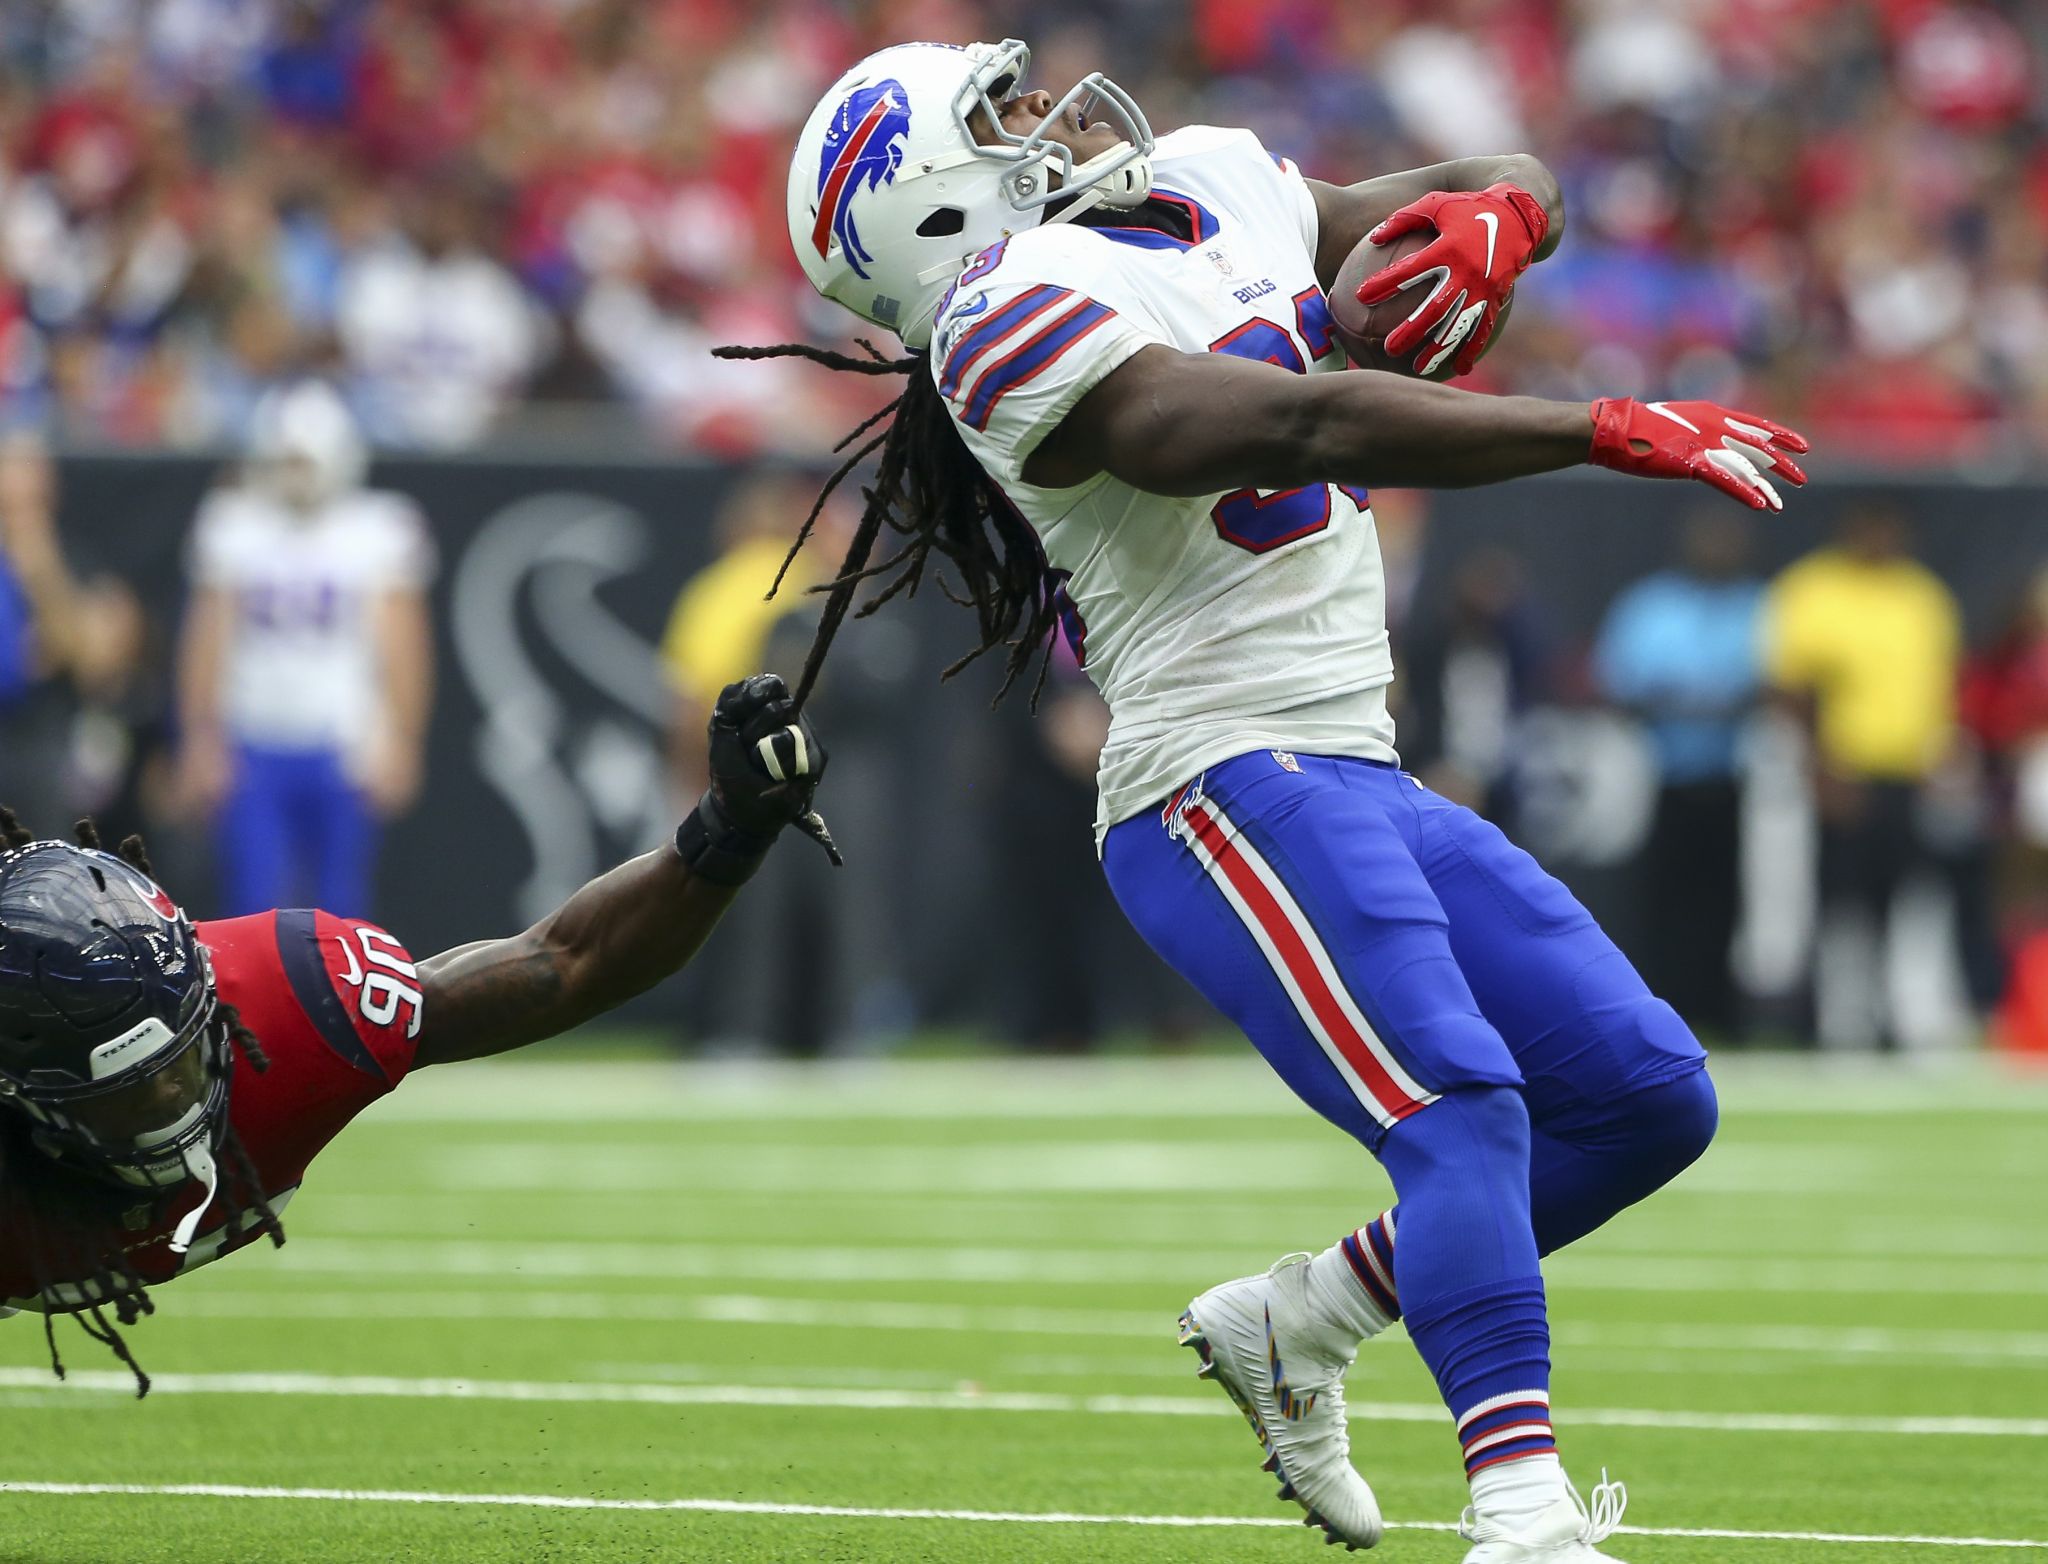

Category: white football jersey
[189, 487, 435, 755]
[931, 125, 1398, 838]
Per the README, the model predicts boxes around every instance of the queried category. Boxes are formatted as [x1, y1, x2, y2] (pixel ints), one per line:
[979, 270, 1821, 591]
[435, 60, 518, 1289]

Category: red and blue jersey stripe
[938, 285, 1073, 399]
[960, 298, 1118, 432]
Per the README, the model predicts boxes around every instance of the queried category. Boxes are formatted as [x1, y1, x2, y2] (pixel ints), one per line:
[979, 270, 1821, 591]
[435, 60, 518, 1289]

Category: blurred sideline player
[0, 674, 832, 1390]
[176, 382, 434, 918]
[743, 39, 1811, 1562]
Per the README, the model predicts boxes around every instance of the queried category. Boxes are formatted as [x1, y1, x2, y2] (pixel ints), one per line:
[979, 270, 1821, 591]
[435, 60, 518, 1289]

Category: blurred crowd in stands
[0, 0, 2043, 461]
[6, 0, 2048, 1057]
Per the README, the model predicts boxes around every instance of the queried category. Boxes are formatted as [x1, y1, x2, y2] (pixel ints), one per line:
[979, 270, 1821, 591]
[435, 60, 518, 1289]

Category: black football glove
[675, 674, 840, 885]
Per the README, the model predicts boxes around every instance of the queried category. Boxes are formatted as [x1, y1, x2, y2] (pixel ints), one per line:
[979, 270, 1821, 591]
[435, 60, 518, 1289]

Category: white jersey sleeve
[928, 226, 1172, 488]
[1154, 122, 1321, 262]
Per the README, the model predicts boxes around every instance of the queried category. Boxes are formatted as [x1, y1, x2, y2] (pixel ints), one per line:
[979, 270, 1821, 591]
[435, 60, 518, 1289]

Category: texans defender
[0, 675, 830, 1391]
[740, 39, 1812, 1563]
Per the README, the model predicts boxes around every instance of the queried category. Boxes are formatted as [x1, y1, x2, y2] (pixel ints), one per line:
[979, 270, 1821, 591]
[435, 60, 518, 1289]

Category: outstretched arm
[0, 436, 82, 674]
[1022, 346, 1807, 509]
[410, 675, 832, 1067]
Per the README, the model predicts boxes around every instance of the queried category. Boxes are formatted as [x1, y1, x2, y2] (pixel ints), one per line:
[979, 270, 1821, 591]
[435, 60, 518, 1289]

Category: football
[1328, 229, 1506, 379]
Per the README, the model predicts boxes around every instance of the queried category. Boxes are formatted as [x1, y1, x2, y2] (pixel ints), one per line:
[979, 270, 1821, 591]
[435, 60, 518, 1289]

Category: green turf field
[3, 1054, 2046, 1563]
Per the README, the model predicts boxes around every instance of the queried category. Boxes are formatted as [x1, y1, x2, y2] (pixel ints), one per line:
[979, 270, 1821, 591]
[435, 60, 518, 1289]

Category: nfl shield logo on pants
[1272, 750, 1301, 773]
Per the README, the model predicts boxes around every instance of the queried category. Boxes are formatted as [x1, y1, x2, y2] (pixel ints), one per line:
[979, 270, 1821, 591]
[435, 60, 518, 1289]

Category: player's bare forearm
[411, 674, 832, 1068]
[411, 845, 739, 1066]
[1289, 374, 1591, 490]
[176, 589, 231, 747]
[1028, 345, 1590, 494]
[1306, 155, 1564, 288]
[379, 589, 434, 753]
[0, 505, 81, 674]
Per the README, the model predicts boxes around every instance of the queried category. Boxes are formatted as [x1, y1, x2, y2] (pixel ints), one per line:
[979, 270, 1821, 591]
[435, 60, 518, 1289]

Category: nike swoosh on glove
[1355, 183, 1550, 377]
[1588, 397, 1812, 511]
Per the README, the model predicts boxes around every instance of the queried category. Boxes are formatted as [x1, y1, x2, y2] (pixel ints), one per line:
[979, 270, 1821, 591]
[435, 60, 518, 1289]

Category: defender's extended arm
[411, 675, 832, 1067]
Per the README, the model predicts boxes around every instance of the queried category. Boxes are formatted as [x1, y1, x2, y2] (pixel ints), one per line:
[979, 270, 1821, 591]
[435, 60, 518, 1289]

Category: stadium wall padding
[48, 454, 2046, 1038]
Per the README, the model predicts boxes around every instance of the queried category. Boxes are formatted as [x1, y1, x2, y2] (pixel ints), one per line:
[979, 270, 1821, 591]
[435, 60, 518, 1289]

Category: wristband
[674, 791, 777, 886]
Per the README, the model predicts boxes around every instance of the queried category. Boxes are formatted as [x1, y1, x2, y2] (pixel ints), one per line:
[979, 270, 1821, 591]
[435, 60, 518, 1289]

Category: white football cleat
[1459, 1471, 1629, 1563]
[1177, 1253, 1384, 1550]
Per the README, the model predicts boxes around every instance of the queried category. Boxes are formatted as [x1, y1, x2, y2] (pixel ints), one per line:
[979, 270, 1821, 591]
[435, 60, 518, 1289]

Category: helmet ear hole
[916, 207, 966, 237]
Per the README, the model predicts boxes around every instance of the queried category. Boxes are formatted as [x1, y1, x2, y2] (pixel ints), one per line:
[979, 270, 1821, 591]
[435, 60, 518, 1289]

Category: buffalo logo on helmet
[813, 78, 912, 279]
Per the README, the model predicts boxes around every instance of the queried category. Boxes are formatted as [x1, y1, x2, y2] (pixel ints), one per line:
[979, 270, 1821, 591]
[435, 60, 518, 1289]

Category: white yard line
[1550, 1321, 2048, 1364]
[302, 1194, 2048, 1262]
[172, 1290, 1175, 1338]
[302, 1197, 2048, 1262]
[363, 1055, 2048, 1123]
[165, 1289, 2048, 1366]
[399, 1141, 1910, 1200]
[254, 1237, 2048, 1295]
[0, 1481, 2040, 1550]
[5, 1368, 2047, 1438]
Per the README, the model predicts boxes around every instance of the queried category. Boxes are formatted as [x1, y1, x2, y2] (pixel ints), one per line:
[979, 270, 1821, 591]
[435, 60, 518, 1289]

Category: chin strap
[166, 1149, 220, 1257]
[1039, 145, 1153, 225]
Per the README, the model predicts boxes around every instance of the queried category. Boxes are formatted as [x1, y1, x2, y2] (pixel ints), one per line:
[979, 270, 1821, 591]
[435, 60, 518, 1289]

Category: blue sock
[1376, 1086, 1556, 1477]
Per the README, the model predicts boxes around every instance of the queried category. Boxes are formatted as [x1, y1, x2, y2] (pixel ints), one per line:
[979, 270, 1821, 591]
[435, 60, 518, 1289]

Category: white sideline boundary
[1, 1481, 2042, 1550]
[5, 1368, 2047, 1438]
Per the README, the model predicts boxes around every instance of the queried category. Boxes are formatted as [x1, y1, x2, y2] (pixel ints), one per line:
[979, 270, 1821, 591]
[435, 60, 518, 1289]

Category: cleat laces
[1579, 1470, 1627, 1546]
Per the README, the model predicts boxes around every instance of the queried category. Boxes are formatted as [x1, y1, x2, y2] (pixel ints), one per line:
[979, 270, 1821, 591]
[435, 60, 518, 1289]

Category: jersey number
[1206, 292, 1364, 554]
[338, 927, 424, 1039]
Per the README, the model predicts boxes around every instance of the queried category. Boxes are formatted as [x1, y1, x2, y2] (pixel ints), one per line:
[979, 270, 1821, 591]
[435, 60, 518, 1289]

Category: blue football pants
[1104, 751, 1717, 1258]
[217, 744, 378, 919]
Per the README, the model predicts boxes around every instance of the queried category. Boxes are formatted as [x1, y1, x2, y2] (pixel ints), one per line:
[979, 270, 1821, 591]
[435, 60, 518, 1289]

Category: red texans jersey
[1, 909, 421, 1307]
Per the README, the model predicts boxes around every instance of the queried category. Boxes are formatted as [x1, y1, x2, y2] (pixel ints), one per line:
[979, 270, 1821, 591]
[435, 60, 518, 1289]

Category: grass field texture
[3, 1054, 2046, 1563]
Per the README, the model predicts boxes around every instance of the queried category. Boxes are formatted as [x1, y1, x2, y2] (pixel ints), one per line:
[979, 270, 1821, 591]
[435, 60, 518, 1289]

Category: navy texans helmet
[0, 838, 230, 1198]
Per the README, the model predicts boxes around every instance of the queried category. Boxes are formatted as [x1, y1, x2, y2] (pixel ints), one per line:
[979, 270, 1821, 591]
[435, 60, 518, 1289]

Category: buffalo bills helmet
[788, 38, 1154, 349]
[0, 838, 231, 1218]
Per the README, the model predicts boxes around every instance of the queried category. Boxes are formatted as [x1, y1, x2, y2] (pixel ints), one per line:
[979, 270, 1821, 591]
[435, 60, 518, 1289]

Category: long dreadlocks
[0, 806, 284, 1397]
[711, 338, 1063, 708]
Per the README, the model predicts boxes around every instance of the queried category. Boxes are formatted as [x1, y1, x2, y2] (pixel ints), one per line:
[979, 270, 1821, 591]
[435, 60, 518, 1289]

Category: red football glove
[1589, 397, 1811, 511]
[1355, 183, 1550, 378]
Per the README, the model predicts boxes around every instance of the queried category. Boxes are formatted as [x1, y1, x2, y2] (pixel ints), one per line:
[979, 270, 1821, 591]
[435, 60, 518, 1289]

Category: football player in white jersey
[177, 382, 435, 918]
[737, 39, 1810, 1562]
